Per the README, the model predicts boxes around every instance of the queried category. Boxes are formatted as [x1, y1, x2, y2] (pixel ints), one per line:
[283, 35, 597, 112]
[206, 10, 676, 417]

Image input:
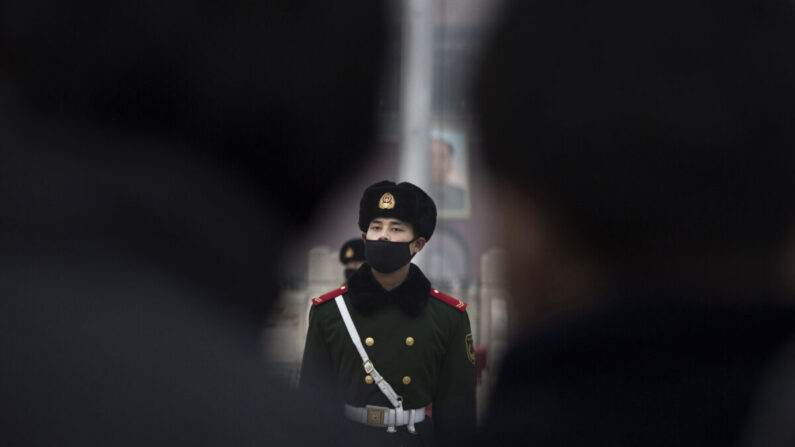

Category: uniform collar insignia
[346, 263, 430, 317]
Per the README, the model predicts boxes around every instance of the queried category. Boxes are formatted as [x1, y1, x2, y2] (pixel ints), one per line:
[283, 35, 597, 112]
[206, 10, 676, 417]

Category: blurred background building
[262, 0, 508, 422]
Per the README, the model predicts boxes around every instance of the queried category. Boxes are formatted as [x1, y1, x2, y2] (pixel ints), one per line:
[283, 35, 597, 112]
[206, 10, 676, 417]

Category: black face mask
[365, 239, 417, 274]
[344, 268, 357, 281]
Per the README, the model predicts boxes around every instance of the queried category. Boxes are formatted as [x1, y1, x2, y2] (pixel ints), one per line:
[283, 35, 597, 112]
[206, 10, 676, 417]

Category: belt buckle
[365, 405, 388, 427]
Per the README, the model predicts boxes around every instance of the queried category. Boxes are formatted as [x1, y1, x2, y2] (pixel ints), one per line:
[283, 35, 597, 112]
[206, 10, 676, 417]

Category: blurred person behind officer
[300, 181, 477, 447]
[340, 238, 367, 282]
[472, 0, 795, 446]
[0, 0, 384, 445]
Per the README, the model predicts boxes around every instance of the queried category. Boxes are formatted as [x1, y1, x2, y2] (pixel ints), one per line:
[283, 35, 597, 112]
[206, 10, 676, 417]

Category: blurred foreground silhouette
[473, 0, 795, 445]
[1, 1, 385, 445]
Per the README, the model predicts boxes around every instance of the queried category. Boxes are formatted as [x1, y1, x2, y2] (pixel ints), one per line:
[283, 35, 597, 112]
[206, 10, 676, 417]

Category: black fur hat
[339, 238, 365, 264]
[358, 181, 437, 241]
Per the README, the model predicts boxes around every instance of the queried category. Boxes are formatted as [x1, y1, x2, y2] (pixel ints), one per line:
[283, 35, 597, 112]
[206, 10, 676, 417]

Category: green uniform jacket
[300, 264, 476, 443]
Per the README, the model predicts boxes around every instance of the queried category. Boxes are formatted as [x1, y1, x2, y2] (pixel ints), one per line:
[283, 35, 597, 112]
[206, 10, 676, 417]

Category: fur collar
[346, 263, 430, 317]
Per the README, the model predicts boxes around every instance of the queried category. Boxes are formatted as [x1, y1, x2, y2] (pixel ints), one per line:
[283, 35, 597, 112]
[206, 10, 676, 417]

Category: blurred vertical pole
[399, 0, 436, 268]
[399, 0, 435, 187]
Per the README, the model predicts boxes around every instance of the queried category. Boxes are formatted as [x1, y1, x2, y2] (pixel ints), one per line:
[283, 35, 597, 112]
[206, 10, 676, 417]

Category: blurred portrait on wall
[430, 126, 470, 218]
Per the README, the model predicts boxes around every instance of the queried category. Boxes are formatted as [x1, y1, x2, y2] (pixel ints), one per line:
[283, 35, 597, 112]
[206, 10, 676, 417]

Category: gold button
[365, 337, 374, 346]
[402, 376, 411, 385]
[433, 289, 439, 293]
[405, 337, 414, 346]
[365, 375, 374, 384]
[341, 285, 347, 290]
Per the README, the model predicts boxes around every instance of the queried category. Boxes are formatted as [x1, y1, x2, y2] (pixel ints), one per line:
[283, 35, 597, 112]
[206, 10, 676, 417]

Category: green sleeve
[433, 310, 477, 444]
[298, 305, 337, 396]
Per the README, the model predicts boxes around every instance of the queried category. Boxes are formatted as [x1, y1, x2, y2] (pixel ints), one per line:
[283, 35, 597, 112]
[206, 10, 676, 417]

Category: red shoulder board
[311, 285, 348, 306]
[430, 287, 467, 311]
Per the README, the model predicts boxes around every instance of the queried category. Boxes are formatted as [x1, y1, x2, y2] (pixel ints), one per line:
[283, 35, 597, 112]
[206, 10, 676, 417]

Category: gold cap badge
[378, 192, 395, 209]
[345, 247, 354, 259]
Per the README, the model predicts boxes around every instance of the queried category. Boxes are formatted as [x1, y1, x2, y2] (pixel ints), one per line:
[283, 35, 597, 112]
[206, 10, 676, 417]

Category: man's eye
[392, 228, 403, 232]
[370, 226, 380, 231]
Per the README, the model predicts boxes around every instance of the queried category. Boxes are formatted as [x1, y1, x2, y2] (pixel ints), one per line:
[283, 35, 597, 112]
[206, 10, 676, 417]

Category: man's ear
[412, 237, 427, 254]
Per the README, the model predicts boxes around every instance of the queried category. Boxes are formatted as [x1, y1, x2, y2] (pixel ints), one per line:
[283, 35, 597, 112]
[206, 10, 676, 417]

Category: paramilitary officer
[300, 180, 476, 447]
[339, 238, 366, 282]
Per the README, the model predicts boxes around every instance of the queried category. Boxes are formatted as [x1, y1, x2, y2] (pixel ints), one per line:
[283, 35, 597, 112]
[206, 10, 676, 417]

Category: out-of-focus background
[262, 0, 508, 421]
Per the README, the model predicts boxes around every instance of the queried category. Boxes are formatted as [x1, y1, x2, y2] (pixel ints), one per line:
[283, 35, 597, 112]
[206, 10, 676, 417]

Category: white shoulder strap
[334, 296, 403, 411]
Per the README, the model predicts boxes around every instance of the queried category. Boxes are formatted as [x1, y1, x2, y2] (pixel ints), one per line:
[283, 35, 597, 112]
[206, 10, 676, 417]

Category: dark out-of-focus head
[475, 0, 795, 263]
[0, 0, 386, 321]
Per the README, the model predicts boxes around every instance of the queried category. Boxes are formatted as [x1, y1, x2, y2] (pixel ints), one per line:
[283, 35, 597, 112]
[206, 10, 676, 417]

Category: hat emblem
[345, 247, 354, 259]
[378, 192, 395, 209]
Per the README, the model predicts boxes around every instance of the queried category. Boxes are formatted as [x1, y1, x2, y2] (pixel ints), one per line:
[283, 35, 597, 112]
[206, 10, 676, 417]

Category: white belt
[344, 404, 426, 432]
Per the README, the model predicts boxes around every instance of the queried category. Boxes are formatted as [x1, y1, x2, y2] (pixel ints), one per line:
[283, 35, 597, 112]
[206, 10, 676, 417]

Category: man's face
[365, 217, 415, 242]
[430, 139, 453, 186]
